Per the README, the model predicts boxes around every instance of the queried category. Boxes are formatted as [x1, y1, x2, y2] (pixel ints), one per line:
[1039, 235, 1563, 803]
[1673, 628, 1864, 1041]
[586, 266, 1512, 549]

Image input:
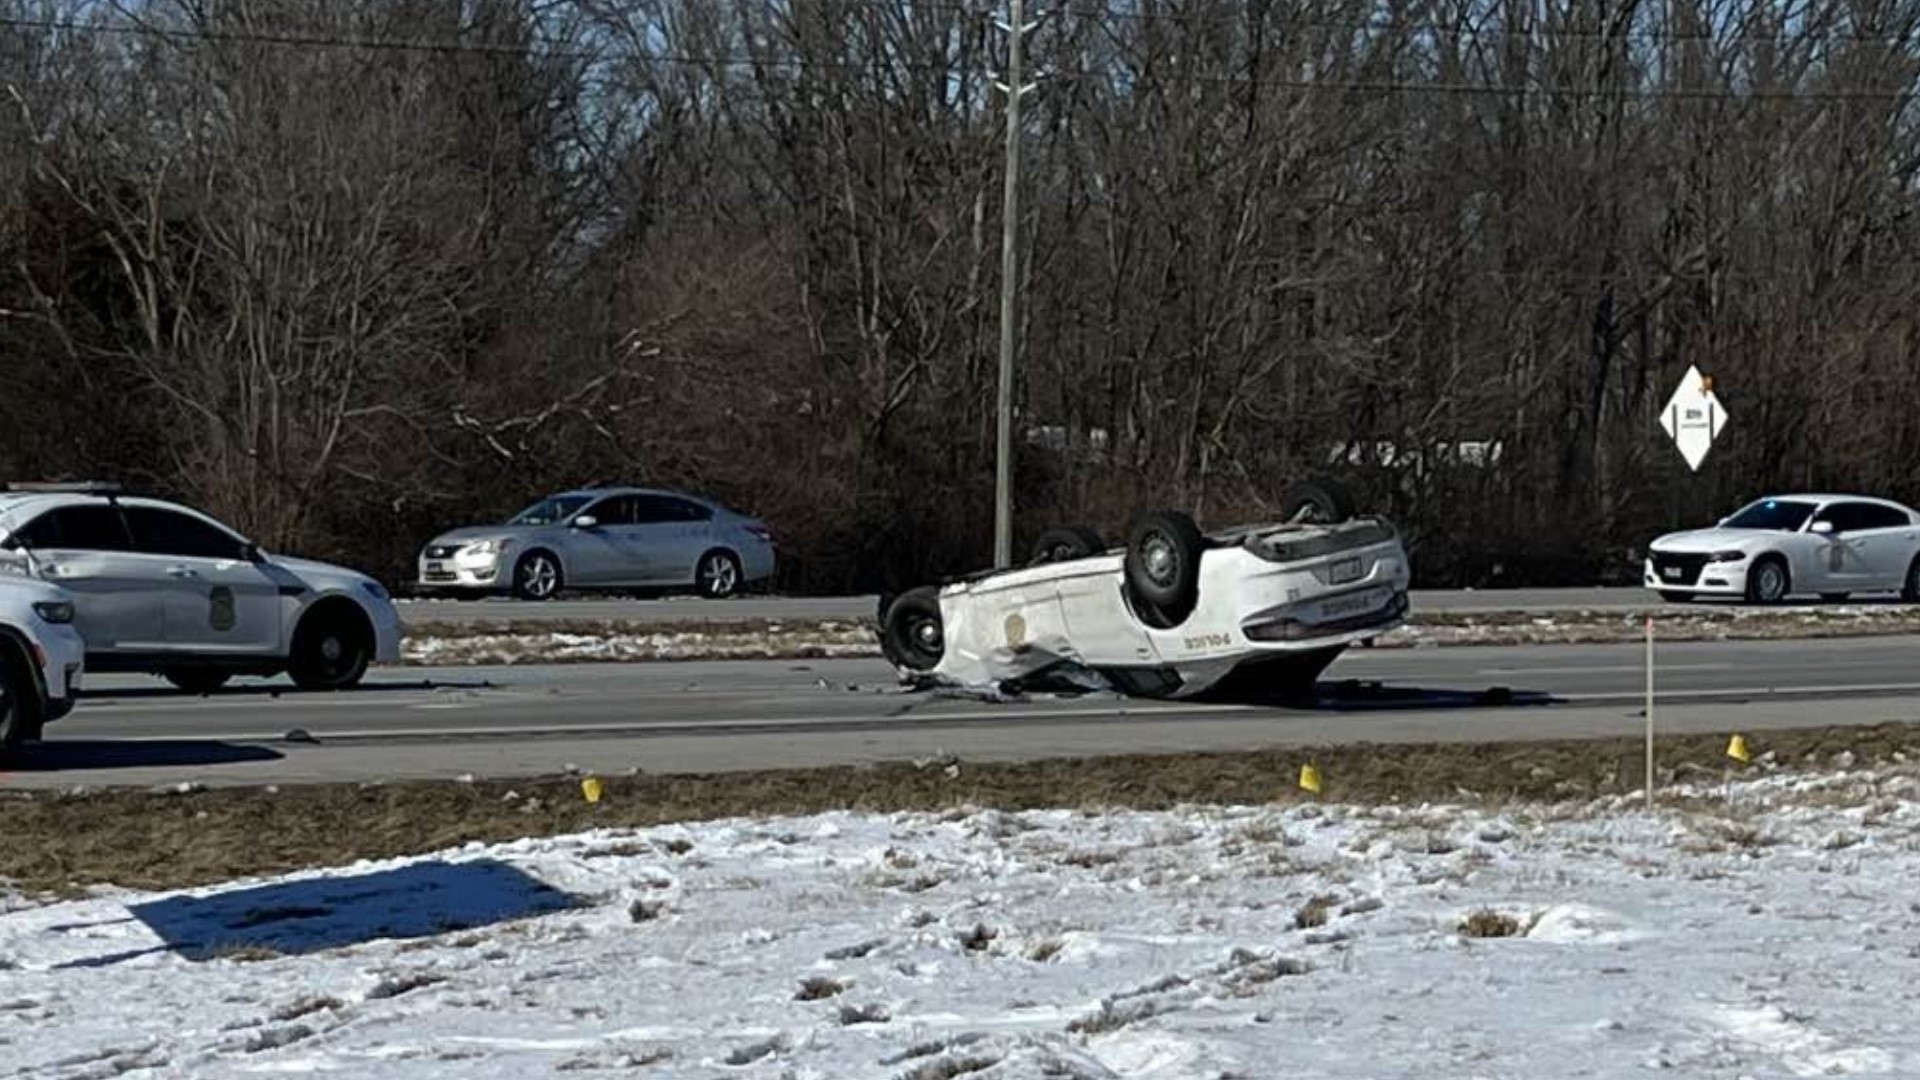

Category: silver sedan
[416, 486, 778, 600]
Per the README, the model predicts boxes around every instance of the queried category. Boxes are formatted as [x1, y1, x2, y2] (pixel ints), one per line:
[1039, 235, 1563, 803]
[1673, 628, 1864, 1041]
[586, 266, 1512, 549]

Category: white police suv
[0, 574, 85, 753]
[0, 483, 401, 692]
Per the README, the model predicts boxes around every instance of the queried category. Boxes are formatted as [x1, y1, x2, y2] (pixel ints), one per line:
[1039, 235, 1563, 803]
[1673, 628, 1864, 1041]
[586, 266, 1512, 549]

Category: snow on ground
[402, 623, 878, 665]
[8, 769, 1920, 1078]
[397, 606, 1920, 665]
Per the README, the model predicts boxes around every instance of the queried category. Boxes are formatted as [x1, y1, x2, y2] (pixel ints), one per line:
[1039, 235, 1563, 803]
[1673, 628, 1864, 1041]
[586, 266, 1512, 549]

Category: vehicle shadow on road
[1197, 680, 1560, 712]
[76, 676, 498, 702]
[6, 739, 285, 772]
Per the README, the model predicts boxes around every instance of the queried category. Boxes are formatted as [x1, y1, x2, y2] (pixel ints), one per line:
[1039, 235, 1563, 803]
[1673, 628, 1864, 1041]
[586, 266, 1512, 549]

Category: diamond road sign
[1659, 365, 1726, 472]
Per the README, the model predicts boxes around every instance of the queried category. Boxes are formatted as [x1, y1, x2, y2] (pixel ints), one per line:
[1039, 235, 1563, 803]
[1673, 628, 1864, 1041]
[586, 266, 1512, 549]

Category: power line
[7, 13, 1920, 102]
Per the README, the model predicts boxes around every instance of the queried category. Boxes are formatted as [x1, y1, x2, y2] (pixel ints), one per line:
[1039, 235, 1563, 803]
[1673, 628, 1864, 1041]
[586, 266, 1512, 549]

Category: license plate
[1662, 567, 1681, 579]
[1329, 556, 1364, 584]
[427, 561, 445, 573]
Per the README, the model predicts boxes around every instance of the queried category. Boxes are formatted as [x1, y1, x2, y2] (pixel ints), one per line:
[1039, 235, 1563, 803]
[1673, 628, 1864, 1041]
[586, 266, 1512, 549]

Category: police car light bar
[4, 481, 125, 494]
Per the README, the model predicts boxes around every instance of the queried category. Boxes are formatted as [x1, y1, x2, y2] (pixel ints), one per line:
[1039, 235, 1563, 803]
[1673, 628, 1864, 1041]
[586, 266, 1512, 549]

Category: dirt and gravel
[6, 721, 1915, 898]
[397, 605, 1920, 665]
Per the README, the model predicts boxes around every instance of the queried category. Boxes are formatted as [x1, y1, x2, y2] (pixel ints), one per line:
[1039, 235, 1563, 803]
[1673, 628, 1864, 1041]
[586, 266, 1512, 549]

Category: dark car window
[509, 495, 593, 526]
[668, 497, 713, 522]
[1821, 502, 1910, 533]
[11, 505, 135, 551]
[625, 495, 710, 524]
[124, 506, 251, 560]
[583, 496, 643, 526]
[1723, 499, 1816, 531]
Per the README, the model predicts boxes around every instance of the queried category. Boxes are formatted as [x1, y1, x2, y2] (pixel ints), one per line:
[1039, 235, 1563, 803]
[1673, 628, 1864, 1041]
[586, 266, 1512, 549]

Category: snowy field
[7, 767, 1920, 1078]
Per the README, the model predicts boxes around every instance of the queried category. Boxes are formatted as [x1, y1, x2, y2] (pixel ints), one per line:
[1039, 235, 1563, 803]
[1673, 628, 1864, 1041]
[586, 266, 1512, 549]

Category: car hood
[1650, 527, 1787, 554]
[0, 573, 74, 605]
[424, 525, 549, 547]
[265, 554, 383, 592]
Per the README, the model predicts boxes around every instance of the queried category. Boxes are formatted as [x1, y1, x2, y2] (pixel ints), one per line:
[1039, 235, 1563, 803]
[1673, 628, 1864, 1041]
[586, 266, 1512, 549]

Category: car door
[1838, 502, 1920, 590]
[644, 496, 720, 587]
[1804, 502, 1873, 590]
[559, 496, 650, 586]
[5, 504, 168, 652]
[121, 504, 283, 654]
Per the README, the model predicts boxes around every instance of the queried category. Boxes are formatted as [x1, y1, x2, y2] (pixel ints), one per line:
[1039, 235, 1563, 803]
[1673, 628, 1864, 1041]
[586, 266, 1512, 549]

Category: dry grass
[1025, 938, 1067, 963]
[4, 722, 1919, 896]
[795, 976, 848, 1001]
[272, 996, 343, 1022]
[1294, 895, 1338, 930]
[1458, 909, 1524, 938]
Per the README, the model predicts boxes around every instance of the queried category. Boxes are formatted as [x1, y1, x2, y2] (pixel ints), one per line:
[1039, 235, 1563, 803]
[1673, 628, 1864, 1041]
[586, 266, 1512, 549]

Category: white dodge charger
[877, 484, 1412, 701]
[1644, 493, 1920, 604]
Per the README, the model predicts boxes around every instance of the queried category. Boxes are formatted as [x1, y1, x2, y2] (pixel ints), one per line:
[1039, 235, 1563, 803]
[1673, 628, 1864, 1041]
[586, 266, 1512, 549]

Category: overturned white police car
[877, 484, 1412, 700]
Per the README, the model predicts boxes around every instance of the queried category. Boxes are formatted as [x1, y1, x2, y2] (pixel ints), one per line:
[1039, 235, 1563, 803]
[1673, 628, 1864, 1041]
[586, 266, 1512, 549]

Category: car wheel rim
[1143, 536, 1177, 586]
[525, 558, 556, 597]
[321, 636, 342, 663]
[910, 617, 941, 652]
[702, 558, 736, 595]
[1760, 566, 1783, 600]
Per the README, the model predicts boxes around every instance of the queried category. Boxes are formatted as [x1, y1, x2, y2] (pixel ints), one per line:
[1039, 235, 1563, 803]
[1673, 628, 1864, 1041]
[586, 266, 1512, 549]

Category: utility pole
[992, 0, 1040, 568]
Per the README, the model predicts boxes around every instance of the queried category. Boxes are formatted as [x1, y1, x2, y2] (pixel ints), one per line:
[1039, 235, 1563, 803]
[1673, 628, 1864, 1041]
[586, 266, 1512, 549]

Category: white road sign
[1659, 365, 1726, 471]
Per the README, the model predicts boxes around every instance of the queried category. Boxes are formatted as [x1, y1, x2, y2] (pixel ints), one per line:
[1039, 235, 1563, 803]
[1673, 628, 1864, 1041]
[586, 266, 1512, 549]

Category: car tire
[1745, 555, 1790, 605]
[287, 606, 374, 691]
[880, 586, 945, 672]
[1124, 510, 1205, 629]
[163, 670, 233, 694]
[1028, 525, 1106, 565]
[1280, 479, 1357, 525]
[512, 550, 564, 601]
[1903, 556, 1920, 603]
[0, 641, 45, 754]
[696, 549, 743, 599]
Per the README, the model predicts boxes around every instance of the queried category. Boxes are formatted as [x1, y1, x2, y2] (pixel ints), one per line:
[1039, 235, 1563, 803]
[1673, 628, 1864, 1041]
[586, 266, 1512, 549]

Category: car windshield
[1722, 498, 1816, 532]
[507, 495, 592, 526]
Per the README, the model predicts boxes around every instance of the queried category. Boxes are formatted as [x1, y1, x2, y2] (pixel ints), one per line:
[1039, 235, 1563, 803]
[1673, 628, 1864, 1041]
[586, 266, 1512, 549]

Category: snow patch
[5, 772, 1920, 1076]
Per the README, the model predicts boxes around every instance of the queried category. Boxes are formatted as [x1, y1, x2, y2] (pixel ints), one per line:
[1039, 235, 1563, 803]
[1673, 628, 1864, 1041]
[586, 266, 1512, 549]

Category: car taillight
[747, 524, 775, 544]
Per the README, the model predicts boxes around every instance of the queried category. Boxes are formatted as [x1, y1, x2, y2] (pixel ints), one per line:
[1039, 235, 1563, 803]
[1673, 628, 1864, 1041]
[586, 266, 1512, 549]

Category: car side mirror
[570, 515, 599, 530]
[1811, 520, 1835, 536]
[239, 542, 264, 562]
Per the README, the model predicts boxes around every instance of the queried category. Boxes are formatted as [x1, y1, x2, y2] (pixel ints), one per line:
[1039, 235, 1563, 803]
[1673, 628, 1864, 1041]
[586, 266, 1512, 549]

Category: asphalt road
[397, 586, 1842, 626]
[11, 636, 1920, 789]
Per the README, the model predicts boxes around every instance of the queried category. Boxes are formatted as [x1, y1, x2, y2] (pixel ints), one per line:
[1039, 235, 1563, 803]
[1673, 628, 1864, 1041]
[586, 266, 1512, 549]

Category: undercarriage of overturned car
[876, 483, 1413, 702]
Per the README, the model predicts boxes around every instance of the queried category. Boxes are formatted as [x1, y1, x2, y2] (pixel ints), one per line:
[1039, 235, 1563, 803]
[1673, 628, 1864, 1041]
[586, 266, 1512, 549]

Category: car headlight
[466, 539, 511, 557]
[33, 600, 74, 624]
[1707, 550, 1748, 563]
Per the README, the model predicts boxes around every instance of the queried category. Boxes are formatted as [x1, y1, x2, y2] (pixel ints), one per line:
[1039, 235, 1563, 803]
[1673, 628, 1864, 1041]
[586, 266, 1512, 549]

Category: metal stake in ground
[1644, 614, 1655, 808]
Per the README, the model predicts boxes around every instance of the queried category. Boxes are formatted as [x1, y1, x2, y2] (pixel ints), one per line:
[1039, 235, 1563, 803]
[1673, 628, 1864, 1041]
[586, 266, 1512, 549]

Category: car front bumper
[369, 598, 405, 664]
[36, 622, 85, 717]
[417, 546, 509, 592]
[1644, 555, 1752, 596]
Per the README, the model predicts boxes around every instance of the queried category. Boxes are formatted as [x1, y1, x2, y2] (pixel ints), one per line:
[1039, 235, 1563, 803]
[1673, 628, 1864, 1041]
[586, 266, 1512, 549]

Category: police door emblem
[1004, 612, 1027, 650]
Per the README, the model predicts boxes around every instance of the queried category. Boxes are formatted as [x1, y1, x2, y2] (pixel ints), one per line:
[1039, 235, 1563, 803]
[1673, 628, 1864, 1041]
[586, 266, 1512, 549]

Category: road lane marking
[68, 681, 1920, 747]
